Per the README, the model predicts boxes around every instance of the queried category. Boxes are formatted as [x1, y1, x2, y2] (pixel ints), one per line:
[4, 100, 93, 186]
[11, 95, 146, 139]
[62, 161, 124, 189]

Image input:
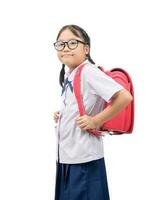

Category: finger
[76, 115, 81, 120]
[76, 114, 87, 119]
[53, 114, 57, 119]
[76, 119, 87, 127]
[53, 115, 59, 120]
[54, 113, 59, 118]
[76, 116, 87, 122]
[78, 122, 88, 129]
[76, 119, 86, 125]
[53, 116, 57, 121]
[81, 125, 89, 131]
[54, 111, 60, 117]
[54, 115, 58, 120]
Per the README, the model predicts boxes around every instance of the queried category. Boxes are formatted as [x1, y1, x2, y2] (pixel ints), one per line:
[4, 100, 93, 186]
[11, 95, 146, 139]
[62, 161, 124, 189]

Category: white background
[0, 0, 146, 199]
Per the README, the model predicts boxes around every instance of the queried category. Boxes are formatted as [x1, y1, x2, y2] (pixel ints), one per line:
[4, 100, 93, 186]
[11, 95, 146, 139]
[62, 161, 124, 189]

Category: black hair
[56, 24, 95, 87]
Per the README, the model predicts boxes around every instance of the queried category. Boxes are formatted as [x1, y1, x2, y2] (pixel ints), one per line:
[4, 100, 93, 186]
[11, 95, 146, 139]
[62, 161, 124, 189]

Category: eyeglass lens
[54, 39, 79, 51]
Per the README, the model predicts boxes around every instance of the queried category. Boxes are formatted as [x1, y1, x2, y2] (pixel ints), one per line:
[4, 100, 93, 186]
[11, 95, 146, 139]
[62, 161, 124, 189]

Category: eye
[54, 41, 65, 50]
[68, 40, 78, 45]
[56, 41, 64, 47]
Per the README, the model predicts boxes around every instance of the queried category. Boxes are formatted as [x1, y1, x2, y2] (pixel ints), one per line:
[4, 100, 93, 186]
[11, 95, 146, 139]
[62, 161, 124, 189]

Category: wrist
[92, 115, 101, 129]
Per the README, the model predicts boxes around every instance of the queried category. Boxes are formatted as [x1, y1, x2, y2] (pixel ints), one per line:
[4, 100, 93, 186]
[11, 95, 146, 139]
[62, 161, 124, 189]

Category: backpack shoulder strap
[73, 64, 102, 136]
[73, 64, 85, 116]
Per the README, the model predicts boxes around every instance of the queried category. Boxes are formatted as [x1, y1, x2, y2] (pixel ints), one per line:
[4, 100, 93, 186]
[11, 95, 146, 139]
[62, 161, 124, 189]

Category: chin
[63, 62, 72, 68]
[62, 60, 73, 67]
[61, 59, 79, 69]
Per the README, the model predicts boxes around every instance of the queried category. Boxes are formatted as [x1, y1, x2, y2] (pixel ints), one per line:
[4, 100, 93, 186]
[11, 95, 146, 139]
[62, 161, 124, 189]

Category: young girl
[53, 24, 132, 200]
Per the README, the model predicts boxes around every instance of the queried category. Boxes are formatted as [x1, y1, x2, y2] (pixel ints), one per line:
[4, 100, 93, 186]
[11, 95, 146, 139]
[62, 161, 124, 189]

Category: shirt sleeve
[83, 64, 124, 102]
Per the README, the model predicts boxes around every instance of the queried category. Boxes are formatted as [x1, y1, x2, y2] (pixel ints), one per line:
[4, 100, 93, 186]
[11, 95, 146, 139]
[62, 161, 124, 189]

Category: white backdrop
[0, 0, 146, 199]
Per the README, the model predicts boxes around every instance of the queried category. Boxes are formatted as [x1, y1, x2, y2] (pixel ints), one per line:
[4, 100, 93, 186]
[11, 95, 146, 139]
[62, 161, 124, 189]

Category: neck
[68, 59, 88, 73]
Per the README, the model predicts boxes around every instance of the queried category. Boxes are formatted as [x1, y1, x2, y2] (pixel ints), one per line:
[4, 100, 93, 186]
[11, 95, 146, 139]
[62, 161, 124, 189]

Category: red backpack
[73, 64, 134, 136]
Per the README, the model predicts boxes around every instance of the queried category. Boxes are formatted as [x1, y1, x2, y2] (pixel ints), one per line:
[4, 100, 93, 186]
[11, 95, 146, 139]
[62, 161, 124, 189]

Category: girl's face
[56, 29, 89, 70]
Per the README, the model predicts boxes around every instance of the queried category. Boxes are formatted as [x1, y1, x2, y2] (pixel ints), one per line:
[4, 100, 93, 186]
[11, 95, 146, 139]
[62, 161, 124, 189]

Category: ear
[84, 45, 90, 55]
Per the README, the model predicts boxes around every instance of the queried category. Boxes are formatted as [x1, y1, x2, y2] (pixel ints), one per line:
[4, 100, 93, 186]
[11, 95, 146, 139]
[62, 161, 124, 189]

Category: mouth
[62, 54, 73, 58]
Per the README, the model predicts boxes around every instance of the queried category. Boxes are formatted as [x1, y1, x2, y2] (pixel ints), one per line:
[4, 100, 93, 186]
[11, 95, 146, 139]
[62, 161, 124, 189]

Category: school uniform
[54, 60, 123, 200]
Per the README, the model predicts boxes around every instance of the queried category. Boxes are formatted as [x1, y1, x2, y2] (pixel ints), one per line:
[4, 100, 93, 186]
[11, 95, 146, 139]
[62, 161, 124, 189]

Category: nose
[63, 42, 70, 51]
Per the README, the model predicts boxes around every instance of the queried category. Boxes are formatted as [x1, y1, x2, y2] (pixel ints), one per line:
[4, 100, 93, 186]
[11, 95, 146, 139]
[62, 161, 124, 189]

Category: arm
[76, 88, 133, 131]
[92, 88, 133, 127]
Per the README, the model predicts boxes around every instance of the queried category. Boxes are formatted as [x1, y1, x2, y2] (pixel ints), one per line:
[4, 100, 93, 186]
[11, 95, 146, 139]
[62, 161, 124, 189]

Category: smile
[62, 54, 73, 57]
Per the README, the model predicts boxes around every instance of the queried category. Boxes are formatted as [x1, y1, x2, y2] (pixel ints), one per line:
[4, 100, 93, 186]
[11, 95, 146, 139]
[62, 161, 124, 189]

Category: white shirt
[55, 60, 123, 164]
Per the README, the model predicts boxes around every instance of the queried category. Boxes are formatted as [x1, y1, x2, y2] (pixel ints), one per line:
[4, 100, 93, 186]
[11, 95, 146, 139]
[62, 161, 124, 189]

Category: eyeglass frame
[53, 39, 88, 51]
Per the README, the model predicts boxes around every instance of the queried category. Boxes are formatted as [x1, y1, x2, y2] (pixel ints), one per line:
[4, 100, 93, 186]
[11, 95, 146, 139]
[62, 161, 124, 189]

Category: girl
[53, 25, 132, 200]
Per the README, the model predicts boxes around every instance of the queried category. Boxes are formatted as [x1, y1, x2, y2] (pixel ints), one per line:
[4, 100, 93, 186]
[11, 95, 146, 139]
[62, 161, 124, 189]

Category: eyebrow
[57, 38, 82, 42]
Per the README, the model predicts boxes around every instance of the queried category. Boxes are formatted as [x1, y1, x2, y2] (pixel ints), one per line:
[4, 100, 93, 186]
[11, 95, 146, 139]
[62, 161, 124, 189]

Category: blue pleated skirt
[54, 158, 110, 200]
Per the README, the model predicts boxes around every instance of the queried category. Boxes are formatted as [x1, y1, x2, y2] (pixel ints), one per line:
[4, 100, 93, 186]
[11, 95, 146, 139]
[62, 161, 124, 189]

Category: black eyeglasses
[53, 39, 87, 51]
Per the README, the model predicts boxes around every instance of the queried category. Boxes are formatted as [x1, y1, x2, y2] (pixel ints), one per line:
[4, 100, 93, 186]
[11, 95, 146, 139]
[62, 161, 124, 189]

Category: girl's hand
[53, 111, 60, 123]
[76, 115, 98, 131]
